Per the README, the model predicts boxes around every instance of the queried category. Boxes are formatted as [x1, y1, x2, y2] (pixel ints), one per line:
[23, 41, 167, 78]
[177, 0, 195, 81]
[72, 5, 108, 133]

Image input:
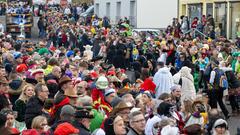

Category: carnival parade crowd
[0, 2, 240, 135]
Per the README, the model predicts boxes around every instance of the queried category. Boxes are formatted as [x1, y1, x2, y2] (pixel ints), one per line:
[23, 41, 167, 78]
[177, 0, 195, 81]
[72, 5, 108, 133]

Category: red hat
[50, 45, 56, 52]
[140, 78, 156, 93]
[107, 70, 116, 76]
[54, 122, 79, 135]
[16, 64, 28, 73]
[120, 69, 126, 73]
[90, 71, 99, 79]
[22, 55, 29, 64]
[31, 69, 44, 76]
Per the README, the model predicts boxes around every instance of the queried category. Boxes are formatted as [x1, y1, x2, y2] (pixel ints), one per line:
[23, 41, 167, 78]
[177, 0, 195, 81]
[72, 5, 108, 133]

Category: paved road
[228, 115, 240, 135]
[226, 104, 240, 135]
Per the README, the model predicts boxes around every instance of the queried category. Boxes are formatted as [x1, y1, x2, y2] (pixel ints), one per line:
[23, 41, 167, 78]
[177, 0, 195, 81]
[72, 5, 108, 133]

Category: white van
[80, 6, 94, 18]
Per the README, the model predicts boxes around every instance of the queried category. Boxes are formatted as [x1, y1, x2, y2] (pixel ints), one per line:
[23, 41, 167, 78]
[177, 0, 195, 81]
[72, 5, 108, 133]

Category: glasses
[132, 119, 145, 123]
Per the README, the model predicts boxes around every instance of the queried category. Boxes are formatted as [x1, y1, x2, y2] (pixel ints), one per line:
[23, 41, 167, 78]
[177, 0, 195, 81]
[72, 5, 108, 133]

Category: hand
[43, 125, 50, 132]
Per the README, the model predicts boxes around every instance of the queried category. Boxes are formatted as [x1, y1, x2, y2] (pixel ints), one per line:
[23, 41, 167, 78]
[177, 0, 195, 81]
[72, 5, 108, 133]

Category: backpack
[213, 68, 228, 89]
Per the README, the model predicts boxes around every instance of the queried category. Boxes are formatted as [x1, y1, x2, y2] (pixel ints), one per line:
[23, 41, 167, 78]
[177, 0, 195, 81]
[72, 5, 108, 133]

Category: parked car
[132, 28, 160, 38]
[80, 5, 94, 18]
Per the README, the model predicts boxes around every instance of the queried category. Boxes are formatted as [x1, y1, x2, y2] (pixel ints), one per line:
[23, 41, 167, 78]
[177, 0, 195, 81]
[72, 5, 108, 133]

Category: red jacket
[62, 33, 68, 43]
[92, 88, 112, 116]
[191, 21, 198, 29]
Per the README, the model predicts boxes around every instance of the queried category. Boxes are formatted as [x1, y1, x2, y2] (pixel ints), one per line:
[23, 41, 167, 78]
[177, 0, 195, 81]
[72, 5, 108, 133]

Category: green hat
[38, 48, 49, 55]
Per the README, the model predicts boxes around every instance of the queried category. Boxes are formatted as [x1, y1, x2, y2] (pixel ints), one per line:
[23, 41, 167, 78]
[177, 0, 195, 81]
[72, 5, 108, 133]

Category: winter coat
[127, 127, 144, 135]
[92, 39, 101, 57]
[153, 67, 174, 98]
[49, 120, 70, 134]
[92, 88, 112, 116]
[25, 96, 44, 129]
[51, 95, 70, 124]
[81, 34, 92, 46]
[166, 49, 176, 66]
[73, 120, 91, 135]
[191, 21, 198, 29]
[37, 19, 44, 30]
[112, 50, 126, 69]
[106, 46, 116, 64]
[0, 94, 10, 110]
[173, 67, 196, 102]
[14, 99, 27, 122]
[9, 79, 25, 106]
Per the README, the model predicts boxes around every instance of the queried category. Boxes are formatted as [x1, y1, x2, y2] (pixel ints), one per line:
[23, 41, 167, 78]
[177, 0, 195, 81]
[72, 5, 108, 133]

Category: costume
[153, 67, 174, 98]
[92, 76, 112, 116]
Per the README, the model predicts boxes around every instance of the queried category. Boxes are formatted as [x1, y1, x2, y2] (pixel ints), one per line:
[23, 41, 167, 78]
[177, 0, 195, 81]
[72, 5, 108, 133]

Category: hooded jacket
[51, 95, 70, 123]
[153, 67, 174, 98]
[173, 66, 196, 102]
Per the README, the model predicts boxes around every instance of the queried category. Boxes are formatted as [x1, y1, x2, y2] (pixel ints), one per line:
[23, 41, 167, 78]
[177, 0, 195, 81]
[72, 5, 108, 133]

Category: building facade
[179, 0, 240, 39]
[94, 0, 178, 28]
[94, 0, 137, 26]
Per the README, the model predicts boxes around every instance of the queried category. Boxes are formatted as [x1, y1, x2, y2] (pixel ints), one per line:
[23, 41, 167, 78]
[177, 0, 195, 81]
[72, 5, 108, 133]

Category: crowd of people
[6, 1, 31, 15]
[0, 2, 6, 16]
[0, 2, 240, 135]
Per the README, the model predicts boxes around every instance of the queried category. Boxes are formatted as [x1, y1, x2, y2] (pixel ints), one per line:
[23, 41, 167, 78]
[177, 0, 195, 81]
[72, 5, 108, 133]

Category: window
[215, 3, 227, 37]
[116, 2, 121, 22]
[106, 2, 110, 19]
[230, 2, 240, 39]
[95, 3, 100, 16]
[206, 3, 213, 16]
[188, 4, 202, 23]
[130, 0, 136, 26]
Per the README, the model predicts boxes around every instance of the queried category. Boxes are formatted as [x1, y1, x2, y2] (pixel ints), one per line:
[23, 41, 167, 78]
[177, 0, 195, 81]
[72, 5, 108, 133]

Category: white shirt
[209, 70, 216, 85]
[0, 24, 4, 34]
[76, 7, 82, 15]
[64, 8, 71, 15]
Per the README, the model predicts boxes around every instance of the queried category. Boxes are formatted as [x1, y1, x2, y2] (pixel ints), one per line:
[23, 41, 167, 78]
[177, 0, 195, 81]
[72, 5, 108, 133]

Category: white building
[94, 0, 178, 28]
